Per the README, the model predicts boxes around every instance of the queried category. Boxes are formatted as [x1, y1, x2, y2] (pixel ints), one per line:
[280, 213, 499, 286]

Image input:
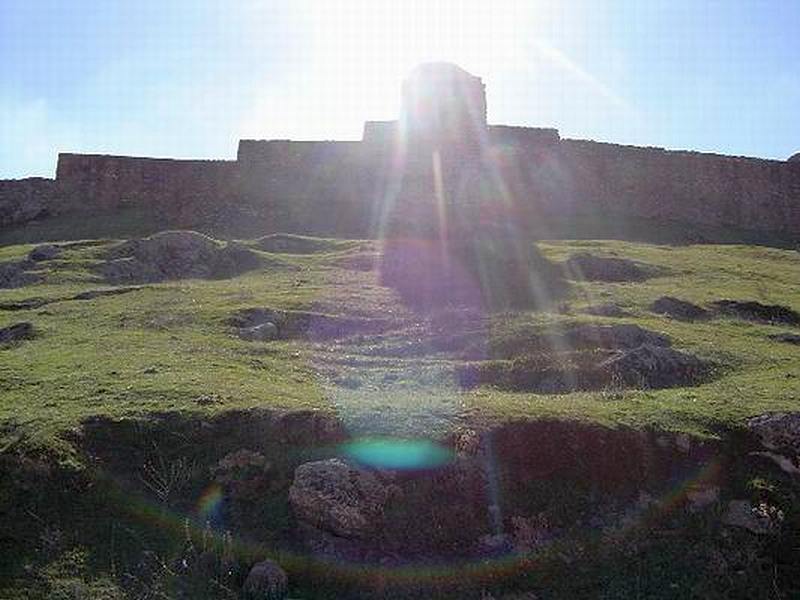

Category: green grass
[1, 234, 799, 458]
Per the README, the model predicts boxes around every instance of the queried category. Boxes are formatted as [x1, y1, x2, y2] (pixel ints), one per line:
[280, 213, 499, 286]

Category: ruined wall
[0, 177, 61, 228]
[2, 131, 798, 239]
[554, 140, 800, 234]
[237, 140, 377, 235]
[55, 153, 239, 226]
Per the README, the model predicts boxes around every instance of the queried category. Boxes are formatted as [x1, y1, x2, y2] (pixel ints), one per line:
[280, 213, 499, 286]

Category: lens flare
[342, 437, 453, 470]
[197, 482, 225, 523]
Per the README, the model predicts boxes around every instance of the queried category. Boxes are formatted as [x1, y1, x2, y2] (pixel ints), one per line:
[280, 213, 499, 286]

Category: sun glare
[242, 1, 535, 140]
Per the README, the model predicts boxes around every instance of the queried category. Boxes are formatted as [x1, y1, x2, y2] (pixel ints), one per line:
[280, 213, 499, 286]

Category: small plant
[139, 444, 197, 505]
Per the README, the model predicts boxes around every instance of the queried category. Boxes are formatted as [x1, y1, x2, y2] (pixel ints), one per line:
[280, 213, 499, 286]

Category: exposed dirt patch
[0, 286, 146, 311]
[562, 252, 663, 282]
[0, 259, 40, 289]
[769, 332, 800, 345]
[337, 251, 380, 271]
[255, 233, 342, 254]
[0, 322, 34, 345]
[711, 300, 800, 326]
[458, 343, 711, 393]
[486, 323, 672, 360]
[651, 296, 709, 321]
[582, 303, 630, 317]
[229, 307, 399, 341]
[99, 231, 261, 283]
[28, 244, 62, 262]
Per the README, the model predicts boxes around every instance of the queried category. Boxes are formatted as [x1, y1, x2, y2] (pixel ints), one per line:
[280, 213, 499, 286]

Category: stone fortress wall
[2, 63, 799, 238]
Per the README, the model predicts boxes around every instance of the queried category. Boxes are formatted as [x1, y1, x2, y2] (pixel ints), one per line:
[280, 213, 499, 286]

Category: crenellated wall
[1, 129, 799, 239]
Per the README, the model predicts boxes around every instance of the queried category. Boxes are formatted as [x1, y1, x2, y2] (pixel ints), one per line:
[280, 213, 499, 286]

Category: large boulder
[100, 231, 261, 283]
[288, 459, 390, 539]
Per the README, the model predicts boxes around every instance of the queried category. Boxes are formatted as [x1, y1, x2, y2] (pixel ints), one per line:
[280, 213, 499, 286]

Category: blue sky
[1, 0, 798, 178]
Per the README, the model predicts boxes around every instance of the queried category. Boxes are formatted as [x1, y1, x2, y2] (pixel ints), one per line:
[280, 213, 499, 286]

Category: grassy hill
[1, 230, 799, 599]
[1, 234, 798, 456]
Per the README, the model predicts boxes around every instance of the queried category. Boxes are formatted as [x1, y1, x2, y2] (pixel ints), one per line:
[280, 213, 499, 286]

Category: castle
[2, 62, 799, 239]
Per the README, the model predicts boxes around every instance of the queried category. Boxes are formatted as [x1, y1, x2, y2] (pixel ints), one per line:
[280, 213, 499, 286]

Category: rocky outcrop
[99, 231, 261, 283]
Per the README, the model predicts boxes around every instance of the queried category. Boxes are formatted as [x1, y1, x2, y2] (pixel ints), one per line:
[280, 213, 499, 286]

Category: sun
[269, 0, 534, 139]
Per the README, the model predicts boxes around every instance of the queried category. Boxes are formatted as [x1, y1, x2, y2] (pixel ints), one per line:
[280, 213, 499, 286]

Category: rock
[28, 244, 61, 261]
[239, 322, 279, 342]
[600, 343, 710, 388]
[100, 231, 261, 283]
[288, 458, 390, 539]
[0, 260, 39, 289]
[686, 484, 719, 511]
[711, 300, 800, 326]
[769, 332, 800, 345]
[563, 253, 658, 282]
[229, 308, 288, 329]
[721, 500, 779, 535]
[582, 303, 629, 318]
[747, 413, 800, 457]
[750, 451, 800, 476]
[242, 559, 288, 600]
[0, 322, 34, 344]
[650, 296, 708, 321]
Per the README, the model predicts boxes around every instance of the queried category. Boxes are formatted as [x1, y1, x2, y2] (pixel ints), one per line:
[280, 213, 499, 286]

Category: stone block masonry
[1, 63, 798, 238]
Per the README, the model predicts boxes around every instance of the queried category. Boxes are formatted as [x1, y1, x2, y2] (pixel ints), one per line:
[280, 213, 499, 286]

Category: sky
[1, 0, 799, 179]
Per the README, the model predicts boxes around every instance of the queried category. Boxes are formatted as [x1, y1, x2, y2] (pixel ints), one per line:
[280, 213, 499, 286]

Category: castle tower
[401, 62, 487, 155]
